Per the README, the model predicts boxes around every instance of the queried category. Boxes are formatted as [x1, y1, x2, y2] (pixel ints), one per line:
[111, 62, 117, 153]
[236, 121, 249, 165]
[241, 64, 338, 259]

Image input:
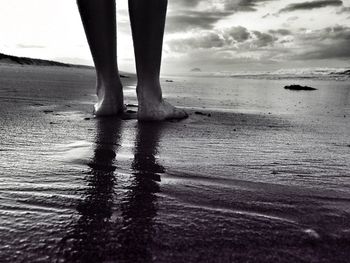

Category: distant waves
[213, 68, 350, 81]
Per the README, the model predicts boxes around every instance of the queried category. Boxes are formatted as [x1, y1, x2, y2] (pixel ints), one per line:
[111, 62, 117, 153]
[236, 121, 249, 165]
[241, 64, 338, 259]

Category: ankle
[137, 87, 162, 104]
[96, 77, 123, 96]
[136, 82, 162, 102]
[97, 71, 122, 86]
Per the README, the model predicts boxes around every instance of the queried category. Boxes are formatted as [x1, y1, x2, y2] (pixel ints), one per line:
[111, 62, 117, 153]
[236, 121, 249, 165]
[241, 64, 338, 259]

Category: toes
[137, 100, 188, 121]
[174, 108, 188, 119]
[165, 107, 188, 120]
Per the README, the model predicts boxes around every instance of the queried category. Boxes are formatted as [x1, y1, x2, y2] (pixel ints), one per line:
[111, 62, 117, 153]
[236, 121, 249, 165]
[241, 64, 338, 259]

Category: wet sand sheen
[0, 64, 350, 262]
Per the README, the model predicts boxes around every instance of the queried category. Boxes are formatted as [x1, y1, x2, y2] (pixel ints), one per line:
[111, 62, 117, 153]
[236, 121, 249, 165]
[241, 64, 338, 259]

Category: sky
[0, 0, 350, 74]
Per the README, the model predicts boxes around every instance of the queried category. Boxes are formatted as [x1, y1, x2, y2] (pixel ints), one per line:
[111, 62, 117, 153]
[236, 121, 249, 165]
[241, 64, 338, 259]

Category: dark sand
[1, 64, 350, 262]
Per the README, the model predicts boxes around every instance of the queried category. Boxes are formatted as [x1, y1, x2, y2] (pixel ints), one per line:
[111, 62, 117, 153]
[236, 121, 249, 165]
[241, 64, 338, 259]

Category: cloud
[166, 0, 276, 32]
[165, 24, 350, 70]
[268, 29, 292, 36]
[252, 31, 276, 47]
[225, 26, 251, 42]
[166, 11, 232, 32]
[171, 0, 276, 11]
[293, 25, 350, 59]
[287, 16, 299, 21]
[224, 0, 276, 12]
[301, 42, 350, 59]
[166, 26, 278, 53]
[167, 31, 226, 52]
[170, 0, 202, 8]
[337, 6, 350, 14]
[279, 0, 343, 13]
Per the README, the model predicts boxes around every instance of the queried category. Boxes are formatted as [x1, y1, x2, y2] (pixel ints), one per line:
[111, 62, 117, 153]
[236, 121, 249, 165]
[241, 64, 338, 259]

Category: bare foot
[94, 81, 124, 116]
[138, 97, 188, 121]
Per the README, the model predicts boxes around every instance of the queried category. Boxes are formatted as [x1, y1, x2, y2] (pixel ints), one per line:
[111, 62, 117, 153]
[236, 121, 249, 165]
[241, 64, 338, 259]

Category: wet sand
[1, 64, 350, 262]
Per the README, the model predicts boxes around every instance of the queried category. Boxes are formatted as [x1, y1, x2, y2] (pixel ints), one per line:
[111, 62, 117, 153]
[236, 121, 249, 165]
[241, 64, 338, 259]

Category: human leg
[128, 0, 187, 121]
[77, 0, 124, 116]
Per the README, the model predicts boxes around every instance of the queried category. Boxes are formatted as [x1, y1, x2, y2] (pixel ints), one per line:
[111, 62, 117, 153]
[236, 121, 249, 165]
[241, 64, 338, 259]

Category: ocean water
[161, 75, 350, 187]
[211, 67, 350, 81]
[1, 65, 350, 262]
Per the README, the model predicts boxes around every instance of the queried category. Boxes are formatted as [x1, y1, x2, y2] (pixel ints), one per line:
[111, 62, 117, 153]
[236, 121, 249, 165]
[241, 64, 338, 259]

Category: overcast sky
[0, 0, 349, 74]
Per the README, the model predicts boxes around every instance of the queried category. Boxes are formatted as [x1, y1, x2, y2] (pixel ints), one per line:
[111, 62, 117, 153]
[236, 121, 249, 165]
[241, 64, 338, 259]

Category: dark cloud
[269, 29, 292, 36]
[252, 31, 276, 47]
[336, 6, 350, 14]
[297, 25, 350, 41]
[287, 16, 299, 21]
[166, 11, 232, 32]
[225, 26, 251, 42]
[167, 27, 279, 53]
[170, 0, 202, 7]
[166, 24, 350, 67]
[166, 0, 276, 32]
[164, 0, 350, 70]
[279, 0, 343, 13]
[171, 0, 275, 11]
[167, 31, 226, 53]
[295, 25, 350, 59]
[224, 0, 276, 12]
[301, 42, 350, 59]
[160, 0, 350, 72]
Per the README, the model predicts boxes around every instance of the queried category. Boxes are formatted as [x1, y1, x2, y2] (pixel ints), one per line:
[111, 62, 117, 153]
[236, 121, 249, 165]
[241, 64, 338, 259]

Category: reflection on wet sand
[60, 118, 122, 262]
[118, 123, 164, 262]
[60, 119, 164, 262]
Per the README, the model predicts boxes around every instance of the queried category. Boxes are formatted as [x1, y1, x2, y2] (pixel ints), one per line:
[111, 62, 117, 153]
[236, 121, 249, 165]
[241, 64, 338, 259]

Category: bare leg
[77, 0, 124, 116]
[129, 0, 188, 121]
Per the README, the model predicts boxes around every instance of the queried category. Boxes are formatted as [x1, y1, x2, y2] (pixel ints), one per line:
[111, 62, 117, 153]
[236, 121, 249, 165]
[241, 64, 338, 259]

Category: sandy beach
[1, 64, 350, 262]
